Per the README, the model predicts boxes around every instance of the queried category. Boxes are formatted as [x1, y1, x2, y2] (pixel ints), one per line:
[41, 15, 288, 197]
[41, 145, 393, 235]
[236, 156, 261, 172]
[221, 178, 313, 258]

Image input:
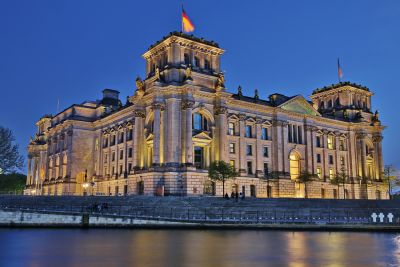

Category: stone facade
[25, 32, 387, 199]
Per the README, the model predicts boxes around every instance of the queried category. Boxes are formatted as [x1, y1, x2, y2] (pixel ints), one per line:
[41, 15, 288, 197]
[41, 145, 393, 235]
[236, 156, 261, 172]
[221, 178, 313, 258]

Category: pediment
[279, 95, 321, 116]
[193, 131, 212, 140]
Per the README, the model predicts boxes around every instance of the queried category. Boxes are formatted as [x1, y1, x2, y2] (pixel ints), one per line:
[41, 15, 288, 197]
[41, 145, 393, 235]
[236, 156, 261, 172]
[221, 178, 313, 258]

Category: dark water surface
[0, 229, 399, 267]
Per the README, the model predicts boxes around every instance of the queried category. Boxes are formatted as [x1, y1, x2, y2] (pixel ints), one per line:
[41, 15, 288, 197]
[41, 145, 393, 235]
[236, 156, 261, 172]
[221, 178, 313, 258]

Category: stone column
[335, 133, 341, 174]
[27, 155, 32, 185]
[133, 109, 146, 168]
[165, 98, 179, 166]
[216, 106, 228, 162]
[281, 122, 289, 176]
[238, 114, 246, 174]
[373, 134, 384, 180]
[358, 133, 368, 178]
[152, 103, 164, 166]
[255, 118, 263, 177]
[305, 125, 314, 173]
[182, 100, 194, 165]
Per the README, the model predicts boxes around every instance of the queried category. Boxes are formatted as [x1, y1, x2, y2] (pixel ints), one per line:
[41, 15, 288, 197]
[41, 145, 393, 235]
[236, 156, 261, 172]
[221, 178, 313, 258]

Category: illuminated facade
[25, 32, 387, 199]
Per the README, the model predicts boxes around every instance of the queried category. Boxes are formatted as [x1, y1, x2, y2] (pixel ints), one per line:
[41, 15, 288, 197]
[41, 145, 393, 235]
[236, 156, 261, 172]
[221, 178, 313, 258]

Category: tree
[208, 161, 239, 197]
[0, 173, 26, 193]
[382, 165, 398, 200]
[0, 126, 24, 174]
[330, 171, 348, 199]
[296, 171, 317, 198]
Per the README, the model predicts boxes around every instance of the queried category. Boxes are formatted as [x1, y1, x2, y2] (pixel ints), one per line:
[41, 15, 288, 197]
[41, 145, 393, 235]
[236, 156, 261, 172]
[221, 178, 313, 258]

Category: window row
[229, 160, 269, 176]
[104, 148, 133, 163]
[316, 135, 346, 150]
[104, 163, 133, 177]
[288, 124, 302, 144]
[184, 53, 211, 70]
[228, 143, 269, 157]
[228, 122, 269, 140]
[103, 130, 133, 148]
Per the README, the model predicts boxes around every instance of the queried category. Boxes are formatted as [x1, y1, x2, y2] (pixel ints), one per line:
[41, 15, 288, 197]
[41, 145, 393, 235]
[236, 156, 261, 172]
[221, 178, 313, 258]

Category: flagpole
[181, 4, 183, 32]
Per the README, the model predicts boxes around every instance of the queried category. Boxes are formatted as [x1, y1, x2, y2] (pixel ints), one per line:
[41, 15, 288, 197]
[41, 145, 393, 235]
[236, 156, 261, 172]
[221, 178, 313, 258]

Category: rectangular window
[194, 147, 204, 169]
[245, 125, 252, 138]
[340, 156, 345, 166]
[194, 56, 200, 67]
[119, 165, 123, 175]
[204, 59, 210, 70]
[329, 155, 334, 165]
[229, 143, 235, 154]
[329, 168, 334, 179]
[228, 122, 235, 135]
[316, 154, 321, 163]
[111, 135, 116, 146]
[184, 53, 190, 65]
[112, 152, 115, 162]
[316, 167, 322, 178]
[128, 163, 132, 173]
[288, 125, 293, 143]
[263, 163, 269, 176]
[261, 128, 268, 140]
[119, 150, 123, 160]
[321, 188, 325, 198]
[327, 136, 334, 149]
[112, 166, 115, 175]
[293, 125, 298, 143]
[339, 139, 345, 150]
[316, 136, 321, 148]
[229, 160, 235, 167]
[247, 161, 253, 174]
[246, 145, 253, 156]
[128, 148, 133, 158]
[127, 129, 133, 141]
[193, 113, 202, 130]
[298, 126, 302, 144]
[119, 132, 124, 144]
[104, 154, 108, 163]
[103, 138, 108, 148]
[263, 147, 269, 157]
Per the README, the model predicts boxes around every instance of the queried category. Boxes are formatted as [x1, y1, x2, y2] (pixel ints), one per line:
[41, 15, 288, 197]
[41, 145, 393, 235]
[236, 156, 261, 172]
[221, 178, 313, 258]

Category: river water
[0, 229, 399, 267]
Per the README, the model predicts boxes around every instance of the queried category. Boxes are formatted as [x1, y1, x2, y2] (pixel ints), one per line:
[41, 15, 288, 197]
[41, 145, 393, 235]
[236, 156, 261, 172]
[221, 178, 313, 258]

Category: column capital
[133, 109, 146, 118]
[356, 132, 367, 140]
[181, 100, 195, 110]
[214, 106, 227, 115]
[151, 102, 165, 111]
[372, 134, 383, 143]
[238, 113, 247, 121]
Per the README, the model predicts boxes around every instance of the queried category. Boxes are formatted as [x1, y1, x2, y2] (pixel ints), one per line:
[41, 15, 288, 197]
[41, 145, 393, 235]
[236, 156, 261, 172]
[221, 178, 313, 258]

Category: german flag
[182, 7, 195, 33]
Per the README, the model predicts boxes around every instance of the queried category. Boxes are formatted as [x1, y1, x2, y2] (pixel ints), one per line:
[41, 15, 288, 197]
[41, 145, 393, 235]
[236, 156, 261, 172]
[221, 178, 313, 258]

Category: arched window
[193, 113, 208, 131]
[289, 153, 300, 180]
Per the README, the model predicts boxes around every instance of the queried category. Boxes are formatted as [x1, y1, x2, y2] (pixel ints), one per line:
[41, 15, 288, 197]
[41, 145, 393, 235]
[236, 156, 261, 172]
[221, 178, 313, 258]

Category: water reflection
[0, 229, 398, 267]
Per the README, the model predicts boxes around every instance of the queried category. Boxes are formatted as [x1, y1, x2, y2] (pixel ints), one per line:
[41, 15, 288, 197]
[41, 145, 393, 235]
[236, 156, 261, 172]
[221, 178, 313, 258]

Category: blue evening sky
[1, 0, 399, 170]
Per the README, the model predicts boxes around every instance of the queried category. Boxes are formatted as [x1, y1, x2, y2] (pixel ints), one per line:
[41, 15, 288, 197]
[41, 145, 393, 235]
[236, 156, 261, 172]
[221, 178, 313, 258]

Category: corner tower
[142, 31, 225, 89]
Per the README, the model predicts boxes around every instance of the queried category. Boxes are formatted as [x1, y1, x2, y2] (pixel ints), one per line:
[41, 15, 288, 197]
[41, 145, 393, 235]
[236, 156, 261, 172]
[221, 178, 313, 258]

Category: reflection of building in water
[25, 32, 387, 199]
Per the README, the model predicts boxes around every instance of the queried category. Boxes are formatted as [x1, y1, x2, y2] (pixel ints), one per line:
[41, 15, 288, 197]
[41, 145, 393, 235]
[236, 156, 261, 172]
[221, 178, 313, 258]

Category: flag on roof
[182, 7, 195, 33]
